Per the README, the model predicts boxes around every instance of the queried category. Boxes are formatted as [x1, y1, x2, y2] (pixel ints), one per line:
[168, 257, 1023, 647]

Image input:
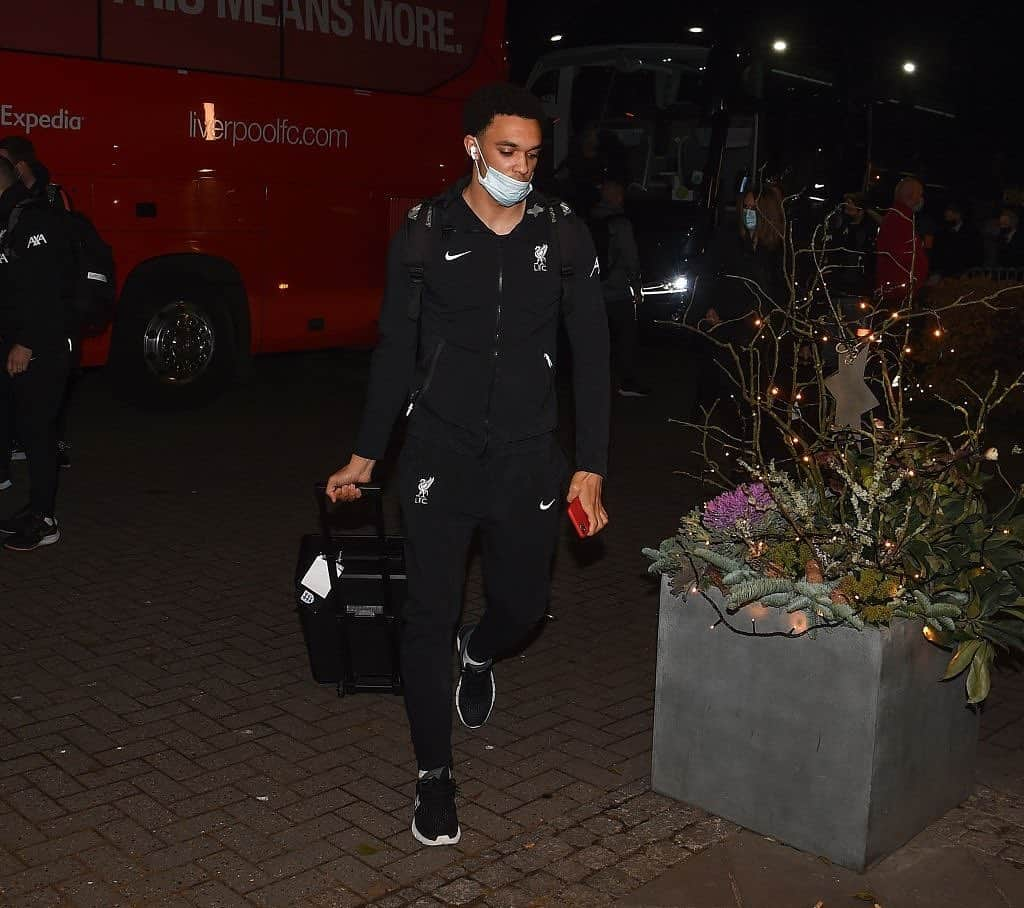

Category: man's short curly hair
[462, 82, 546, 137]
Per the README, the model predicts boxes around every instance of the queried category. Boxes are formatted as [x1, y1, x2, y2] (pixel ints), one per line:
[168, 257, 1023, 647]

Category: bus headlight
[642, 274, 691, 296]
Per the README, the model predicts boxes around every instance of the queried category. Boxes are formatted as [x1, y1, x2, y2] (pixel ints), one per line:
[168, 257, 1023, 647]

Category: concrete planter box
[652, 576, 979, 871]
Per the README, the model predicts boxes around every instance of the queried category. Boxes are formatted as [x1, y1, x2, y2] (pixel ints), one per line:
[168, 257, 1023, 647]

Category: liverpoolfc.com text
[188, 109, 349, 149]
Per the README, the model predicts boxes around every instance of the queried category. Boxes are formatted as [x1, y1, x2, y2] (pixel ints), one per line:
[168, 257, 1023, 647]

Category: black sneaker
[57, 442, 71, 470]
[10, 446, 26, 462]
[4, 515, 60, 551]
[617, 382, 651, 398]
[412, 766, 461, 846]
[455, 624, 496, 730]
[0, 478, 11, 492]
[0, 506, 32, 536]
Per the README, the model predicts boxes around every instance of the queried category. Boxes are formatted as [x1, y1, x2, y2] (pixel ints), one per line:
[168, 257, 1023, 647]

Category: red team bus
[1, 0, 508, 405]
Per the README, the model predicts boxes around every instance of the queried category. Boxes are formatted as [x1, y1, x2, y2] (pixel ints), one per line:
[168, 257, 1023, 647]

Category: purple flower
[702, 483, 775, 530]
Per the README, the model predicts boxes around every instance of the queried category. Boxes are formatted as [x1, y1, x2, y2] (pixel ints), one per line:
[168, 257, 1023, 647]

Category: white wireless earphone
[470, 145, 479, 160]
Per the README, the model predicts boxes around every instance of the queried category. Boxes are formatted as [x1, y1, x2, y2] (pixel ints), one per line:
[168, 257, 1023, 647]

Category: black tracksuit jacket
[0, 185, 71, 352]
[354, 184, 610, 476]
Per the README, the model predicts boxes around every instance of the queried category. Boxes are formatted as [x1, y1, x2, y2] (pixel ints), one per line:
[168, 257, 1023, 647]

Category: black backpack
[44, 183, 116, 337]
[67, 209, 116, 336]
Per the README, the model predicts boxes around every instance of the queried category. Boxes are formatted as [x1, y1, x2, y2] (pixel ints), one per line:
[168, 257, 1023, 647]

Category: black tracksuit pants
[0, 342, 69, 517]
[398, 433, 569, 771]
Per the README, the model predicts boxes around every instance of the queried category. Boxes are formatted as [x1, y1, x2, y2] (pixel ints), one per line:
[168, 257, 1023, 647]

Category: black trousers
[398, 434, 569, 771]
[56, 335, 82, 444]
[0, 342, 69, 516]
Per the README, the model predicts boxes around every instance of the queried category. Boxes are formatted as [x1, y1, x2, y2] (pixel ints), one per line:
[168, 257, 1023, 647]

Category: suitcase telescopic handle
[315, 482, 386, 542]
[313, 481, 393, 613]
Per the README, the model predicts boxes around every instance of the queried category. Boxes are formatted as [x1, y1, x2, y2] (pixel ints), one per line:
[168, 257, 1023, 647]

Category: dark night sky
[506, 1, 1018, 155]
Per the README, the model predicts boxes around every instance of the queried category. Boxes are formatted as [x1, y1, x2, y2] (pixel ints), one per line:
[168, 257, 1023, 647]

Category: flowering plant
[644, 195, 1024, 704]
[701, 484, 775, 529]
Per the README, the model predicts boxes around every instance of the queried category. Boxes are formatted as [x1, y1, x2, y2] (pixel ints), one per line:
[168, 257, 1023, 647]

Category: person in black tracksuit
[0, 136, 75, 469]
[327, 84, 610, 847]
[0, 155, 71, 550]
[590, 179, 646, 397]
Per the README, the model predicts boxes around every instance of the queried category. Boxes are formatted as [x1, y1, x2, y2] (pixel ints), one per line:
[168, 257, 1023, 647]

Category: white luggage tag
[300, 553, 344, 599]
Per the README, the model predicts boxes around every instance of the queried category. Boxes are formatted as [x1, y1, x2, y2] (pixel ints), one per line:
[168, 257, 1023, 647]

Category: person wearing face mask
[826, 192, 880, 295]
[694, 185, 787, 425]
[703, 185, 787, 335]
[875, 177, 929, 302]
[325, 83, 610, 847]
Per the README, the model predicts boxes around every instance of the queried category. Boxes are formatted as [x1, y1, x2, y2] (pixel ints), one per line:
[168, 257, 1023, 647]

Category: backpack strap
[545, 199, 577, 317]
[403, 191, 460, 321]
[404, 201, 434, 321]
[1, 197, 38, 259]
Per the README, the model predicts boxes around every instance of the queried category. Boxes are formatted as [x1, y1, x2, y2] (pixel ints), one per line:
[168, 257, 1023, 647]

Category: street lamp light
[902, 61, 917, 74]
[772, 39, 788, 53]
[688, 26, 704, 34]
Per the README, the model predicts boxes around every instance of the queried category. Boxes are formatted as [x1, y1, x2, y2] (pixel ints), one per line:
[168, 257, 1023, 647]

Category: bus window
[564, 61, 735, 203]
[3, 1, 98, 58]
[103, 0, 280, 79]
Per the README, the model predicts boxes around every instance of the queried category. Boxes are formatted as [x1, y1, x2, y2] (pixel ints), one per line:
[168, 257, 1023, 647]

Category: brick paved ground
[1, 342, 1022, 907]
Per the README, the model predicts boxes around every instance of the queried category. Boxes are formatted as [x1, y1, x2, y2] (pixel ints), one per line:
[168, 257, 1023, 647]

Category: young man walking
[327, 83, 610, 846]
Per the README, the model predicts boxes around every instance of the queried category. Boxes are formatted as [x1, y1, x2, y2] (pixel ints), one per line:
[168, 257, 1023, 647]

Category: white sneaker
[3, 515, 61, 551]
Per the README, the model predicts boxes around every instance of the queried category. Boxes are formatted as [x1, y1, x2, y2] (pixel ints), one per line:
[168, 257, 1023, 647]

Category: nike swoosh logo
[445, 250, 472, 261]
[539, 499, 556, 511]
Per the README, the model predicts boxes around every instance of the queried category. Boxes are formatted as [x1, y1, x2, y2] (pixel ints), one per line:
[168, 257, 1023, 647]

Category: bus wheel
[112, 285, 236, 408]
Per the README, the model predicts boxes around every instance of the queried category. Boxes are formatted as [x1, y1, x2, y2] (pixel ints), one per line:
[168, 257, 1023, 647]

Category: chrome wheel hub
[142, 301, 216, 385]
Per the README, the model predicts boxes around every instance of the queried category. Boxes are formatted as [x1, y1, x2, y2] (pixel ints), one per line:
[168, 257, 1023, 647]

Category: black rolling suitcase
[294, 483, 405, 695]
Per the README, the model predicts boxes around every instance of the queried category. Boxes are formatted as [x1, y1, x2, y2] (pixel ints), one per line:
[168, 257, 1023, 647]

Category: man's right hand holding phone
[326, 455, 375, 503]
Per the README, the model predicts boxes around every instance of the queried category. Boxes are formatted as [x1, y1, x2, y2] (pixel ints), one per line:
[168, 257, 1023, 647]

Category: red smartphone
[568, 497, 591, 538]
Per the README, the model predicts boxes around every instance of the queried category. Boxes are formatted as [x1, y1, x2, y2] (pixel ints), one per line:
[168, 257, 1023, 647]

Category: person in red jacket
[875, 177, 929, 303]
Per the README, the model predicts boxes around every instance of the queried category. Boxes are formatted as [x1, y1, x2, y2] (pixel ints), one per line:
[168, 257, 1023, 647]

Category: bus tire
[110, 281, 237, 409]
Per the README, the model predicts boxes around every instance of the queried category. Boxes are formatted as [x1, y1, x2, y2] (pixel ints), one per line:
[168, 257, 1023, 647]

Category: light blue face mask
[743, 208, 758, 231]
[472, 142, 532, 207]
